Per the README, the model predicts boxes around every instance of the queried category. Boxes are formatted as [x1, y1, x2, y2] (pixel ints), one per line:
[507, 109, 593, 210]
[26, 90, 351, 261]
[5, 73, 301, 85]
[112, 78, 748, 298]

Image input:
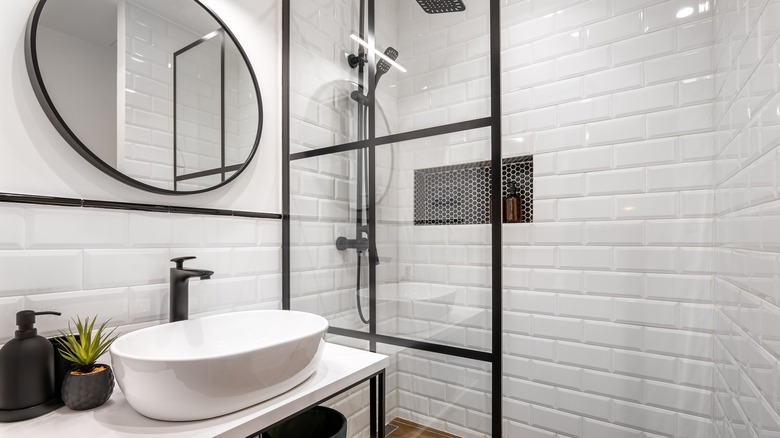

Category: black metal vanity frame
[247, 369, 386, 438]
[281, 0, 503, 437]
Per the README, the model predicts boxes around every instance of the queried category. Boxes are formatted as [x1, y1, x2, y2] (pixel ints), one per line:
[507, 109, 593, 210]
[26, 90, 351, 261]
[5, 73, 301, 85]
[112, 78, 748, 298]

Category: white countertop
[0, 343, 388, 438]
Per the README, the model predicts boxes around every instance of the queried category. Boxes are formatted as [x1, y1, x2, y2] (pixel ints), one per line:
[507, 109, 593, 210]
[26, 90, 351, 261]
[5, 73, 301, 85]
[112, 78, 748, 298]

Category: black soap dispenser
[0, 310, 63, 422]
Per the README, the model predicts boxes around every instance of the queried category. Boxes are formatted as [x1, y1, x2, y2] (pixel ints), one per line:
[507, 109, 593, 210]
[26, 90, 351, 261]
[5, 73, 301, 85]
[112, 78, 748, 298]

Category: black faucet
[169, 256, 213, 323]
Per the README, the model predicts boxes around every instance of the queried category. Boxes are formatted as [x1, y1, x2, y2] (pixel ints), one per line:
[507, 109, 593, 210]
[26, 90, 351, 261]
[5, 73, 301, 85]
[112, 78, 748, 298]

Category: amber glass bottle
[503, 181, 522, 223]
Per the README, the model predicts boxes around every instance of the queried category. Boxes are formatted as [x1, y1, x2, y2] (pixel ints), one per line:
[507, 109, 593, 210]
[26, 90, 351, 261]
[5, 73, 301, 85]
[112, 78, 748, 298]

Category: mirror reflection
[30, 0, 262, 193]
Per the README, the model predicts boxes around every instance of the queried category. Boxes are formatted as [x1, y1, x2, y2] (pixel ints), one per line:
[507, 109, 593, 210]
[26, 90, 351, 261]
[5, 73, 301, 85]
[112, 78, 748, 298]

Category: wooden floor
[386, 418, 461, 438]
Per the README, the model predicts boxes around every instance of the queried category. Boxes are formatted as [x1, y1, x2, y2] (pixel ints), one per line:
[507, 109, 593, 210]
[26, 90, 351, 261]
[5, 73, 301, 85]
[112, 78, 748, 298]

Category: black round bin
[264, 406, 347, 438]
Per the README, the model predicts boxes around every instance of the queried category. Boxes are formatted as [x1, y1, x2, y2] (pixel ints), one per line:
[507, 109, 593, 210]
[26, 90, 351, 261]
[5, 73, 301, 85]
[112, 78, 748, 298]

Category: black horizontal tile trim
[0, 193, 83, 207]
[0, 192, 282, 220]
[169, 206, 234, 216]
[83, 199, 169, 213]
[290, 117, 493, 161]
[328, 326, 493, 363]
[232, 210, 283, 219]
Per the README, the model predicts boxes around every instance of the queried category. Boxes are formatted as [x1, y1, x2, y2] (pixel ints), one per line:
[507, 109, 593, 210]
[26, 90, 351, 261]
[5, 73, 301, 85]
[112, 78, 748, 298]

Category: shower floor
[386, 418, 460, 438]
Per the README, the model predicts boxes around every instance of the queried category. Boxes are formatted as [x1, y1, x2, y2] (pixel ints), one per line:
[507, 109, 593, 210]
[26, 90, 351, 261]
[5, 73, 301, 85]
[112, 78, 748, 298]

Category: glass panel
[289, 0, 366, 153]
[374, 0, 490, 137]
[175, 33, 222, 177]
[290, 149, 371, 332]
[376, 127, 492, 351]
[391, 348, 492, 437]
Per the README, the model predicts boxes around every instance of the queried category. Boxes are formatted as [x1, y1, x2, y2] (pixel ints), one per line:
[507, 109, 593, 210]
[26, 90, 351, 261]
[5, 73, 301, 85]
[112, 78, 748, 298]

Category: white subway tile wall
[0, 203, 281, 343]
[502, 0, 717, 436]
[712, 0, 780, 437]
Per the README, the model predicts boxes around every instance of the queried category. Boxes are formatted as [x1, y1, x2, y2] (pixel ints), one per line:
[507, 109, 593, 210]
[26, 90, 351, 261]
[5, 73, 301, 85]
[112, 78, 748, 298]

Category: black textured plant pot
[61, 364, 114, 411]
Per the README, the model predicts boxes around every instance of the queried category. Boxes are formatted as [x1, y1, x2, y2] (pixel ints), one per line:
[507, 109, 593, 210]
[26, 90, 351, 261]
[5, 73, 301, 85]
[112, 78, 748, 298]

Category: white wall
[0, 0, 280, 213]
[36, 25, 117, 166]
[712, 0, 780, 436]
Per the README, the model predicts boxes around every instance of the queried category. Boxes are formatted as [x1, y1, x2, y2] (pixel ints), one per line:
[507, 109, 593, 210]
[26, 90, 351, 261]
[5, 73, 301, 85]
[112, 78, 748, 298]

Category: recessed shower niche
[414, 156, 533, 225]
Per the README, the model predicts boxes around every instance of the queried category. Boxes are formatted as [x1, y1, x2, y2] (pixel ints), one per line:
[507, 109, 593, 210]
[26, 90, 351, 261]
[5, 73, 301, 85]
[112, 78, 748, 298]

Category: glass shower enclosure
[284, 0, 501, 436]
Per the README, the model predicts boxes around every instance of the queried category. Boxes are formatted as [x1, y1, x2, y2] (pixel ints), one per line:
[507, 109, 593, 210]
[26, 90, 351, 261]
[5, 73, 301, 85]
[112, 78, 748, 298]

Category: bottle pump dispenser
[0, 310, 63, 422]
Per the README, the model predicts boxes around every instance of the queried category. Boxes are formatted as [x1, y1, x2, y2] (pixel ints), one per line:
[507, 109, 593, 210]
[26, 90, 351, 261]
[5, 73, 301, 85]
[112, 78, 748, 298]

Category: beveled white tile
[26, 208, 127, 249]
[0, 250, 82, 296]
[586, 115, 646, 146]
[557, 46, 611, 79]
[0, 206, 24, 249]
[26, 289, 129, 336]
[644, 0, 709, 32]
[613, 83, 678, 117]
[232, 247, 281, 276]
[612, 28, 676, 65]
[645, 47, 714, 84]
[558, 96, 612, 126]
[614, 138, 678, 168]
[128, 284, 168, 323]
[584, 63, 644, 97]
[585, 11, 643, 47]
[83, 249, 169, 289]
[203, 217, 258, 246]
[199, 277, 258, 312]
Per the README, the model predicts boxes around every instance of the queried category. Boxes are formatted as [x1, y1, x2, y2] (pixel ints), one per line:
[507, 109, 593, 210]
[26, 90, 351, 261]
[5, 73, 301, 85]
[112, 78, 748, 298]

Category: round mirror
[25, 0, 263, 194]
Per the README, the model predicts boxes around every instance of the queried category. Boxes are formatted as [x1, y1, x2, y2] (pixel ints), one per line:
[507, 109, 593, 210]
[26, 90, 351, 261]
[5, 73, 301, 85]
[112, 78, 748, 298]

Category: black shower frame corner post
[366, 1, 381, 436]
[489, 0, 503, 434]
[282, 0, 291, 312]
[282, 0, 502, 436]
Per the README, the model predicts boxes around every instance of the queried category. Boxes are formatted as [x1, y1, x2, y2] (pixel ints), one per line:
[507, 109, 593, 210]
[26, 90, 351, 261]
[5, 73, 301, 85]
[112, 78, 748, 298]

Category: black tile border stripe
[0, 192, 282, 220]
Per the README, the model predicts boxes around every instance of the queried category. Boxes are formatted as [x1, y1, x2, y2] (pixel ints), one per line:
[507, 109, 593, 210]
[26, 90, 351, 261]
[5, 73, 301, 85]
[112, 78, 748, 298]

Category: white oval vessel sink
[110, 310, 328, 421]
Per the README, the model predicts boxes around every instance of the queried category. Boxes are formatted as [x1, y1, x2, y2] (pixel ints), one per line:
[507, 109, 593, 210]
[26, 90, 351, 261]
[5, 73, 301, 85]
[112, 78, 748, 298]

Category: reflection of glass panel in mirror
[27, 0, 262, 194]
[174, 32, 222, 186]
[224, 39, 258, 167]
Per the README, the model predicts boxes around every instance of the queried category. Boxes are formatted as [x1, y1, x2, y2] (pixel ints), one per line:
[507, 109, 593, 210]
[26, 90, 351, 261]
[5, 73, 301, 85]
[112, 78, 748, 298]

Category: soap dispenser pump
[0, 310, 63, 422]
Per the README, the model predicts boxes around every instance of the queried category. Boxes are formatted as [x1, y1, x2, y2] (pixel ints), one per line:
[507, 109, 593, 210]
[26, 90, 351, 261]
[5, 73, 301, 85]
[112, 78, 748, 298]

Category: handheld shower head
[375, 46, 399, 85]
[415, 0, 466, 14]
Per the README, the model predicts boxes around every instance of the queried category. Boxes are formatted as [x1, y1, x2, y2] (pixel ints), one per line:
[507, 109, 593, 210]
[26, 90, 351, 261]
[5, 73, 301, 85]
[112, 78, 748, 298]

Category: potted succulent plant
[54, 316, 118, 410]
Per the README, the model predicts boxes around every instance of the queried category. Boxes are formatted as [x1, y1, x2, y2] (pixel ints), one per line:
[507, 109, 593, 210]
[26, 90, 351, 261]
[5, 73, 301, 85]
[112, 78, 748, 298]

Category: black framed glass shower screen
[283, 0, 503, 435]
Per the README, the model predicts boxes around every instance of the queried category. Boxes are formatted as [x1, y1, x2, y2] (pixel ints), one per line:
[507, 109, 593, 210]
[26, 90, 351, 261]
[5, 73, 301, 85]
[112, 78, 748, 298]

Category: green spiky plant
[55, 316, 119, 374]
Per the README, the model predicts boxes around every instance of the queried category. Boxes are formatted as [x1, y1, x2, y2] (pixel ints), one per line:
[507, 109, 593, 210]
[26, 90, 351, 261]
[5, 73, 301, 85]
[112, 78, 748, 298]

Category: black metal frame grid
[282, 0, 502, 436]
[24, 0, 264, 195]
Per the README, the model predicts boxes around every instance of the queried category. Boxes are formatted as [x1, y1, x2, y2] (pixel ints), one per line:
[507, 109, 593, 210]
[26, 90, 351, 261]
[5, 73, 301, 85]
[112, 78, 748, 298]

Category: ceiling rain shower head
[415, 0, 466, 14]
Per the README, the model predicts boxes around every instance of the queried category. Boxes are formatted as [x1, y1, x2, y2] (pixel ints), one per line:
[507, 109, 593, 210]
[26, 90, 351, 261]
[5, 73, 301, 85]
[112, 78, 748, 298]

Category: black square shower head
[415, 0, 466, 14]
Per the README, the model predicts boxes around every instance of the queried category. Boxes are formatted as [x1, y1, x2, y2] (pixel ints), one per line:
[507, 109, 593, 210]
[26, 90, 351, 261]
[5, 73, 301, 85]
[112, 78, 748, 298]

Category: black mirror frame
[24, 0, 264, 196]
